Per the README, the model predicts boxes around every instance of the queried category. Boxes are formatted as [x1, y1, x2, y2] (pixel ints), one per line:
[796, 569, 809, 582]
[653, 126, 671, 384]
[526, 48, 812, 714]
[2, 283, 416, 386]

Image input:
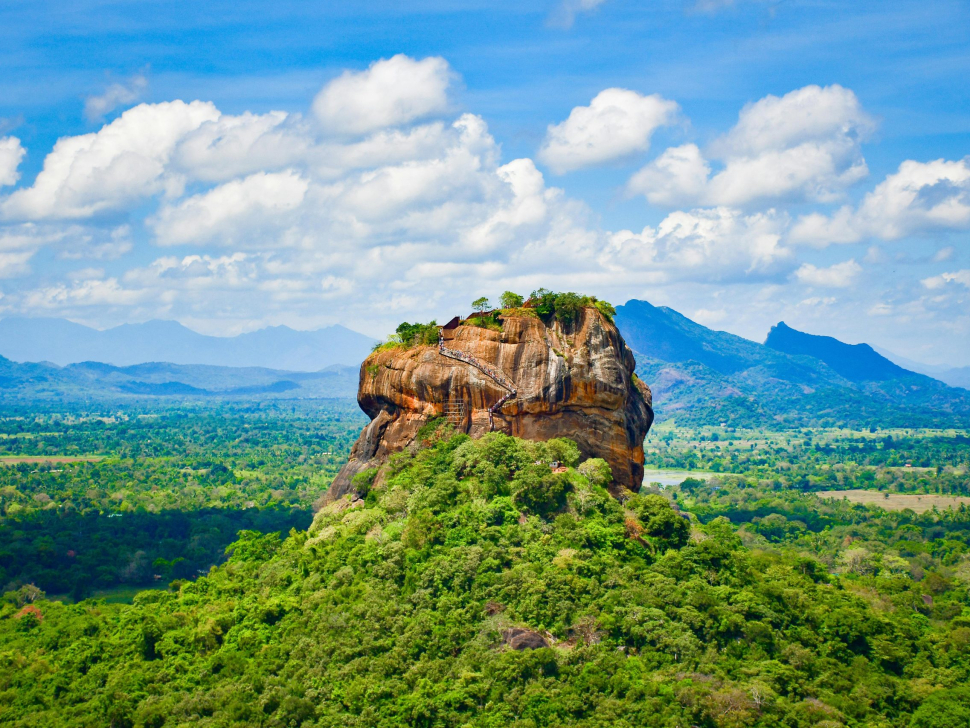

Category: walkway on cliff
[438, 330, 516, 430]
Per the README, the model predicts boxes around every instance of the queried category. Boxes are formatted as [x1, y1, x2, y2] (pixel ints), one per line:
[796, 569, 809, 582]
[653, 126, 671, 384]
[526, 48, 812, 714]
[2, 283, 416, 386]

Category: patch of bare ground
[818, 490, 970, 513]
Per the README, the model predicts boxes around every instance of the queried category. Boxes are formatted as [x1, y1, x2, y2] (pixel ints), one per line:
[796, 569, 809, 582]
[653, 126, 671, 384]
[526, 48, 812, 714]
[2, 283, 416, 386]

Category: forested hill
[3, 426, 969, 726]
[614, 299, 970, 428]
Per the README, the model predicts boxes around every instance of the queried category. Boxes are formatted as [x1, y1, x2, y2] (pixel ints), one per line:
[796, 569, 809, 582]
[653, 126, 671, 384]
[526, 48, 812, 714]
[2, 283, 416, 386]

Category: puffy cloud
[173, 111, 309, 183]
[312, 55, 453, 136]
[539, 89, 678, 174]
[630, 85, 874, 207]
[150, 171, 309, 246]
[922, 269, 970, 290]
[0, 61, 947, 343]
[603, 207, 792, 283]
[793, 259, 862, 288]
[713, 84, 871, 159]
[84, 73, 148, 122]
[0, 137, 26, 187]
[310, 123, 465, 180]
[0, 251, 33, 278]
[791, 157, 970, 246]
[1, 101, 219, 220]
[627, 144, 710, 206]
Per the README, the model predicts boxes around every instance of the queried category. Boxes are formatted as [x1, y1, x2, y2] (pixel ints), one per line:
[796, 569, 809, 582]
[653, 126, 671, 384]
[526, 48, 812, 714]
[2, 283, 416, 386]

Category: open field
[818, 489, 970, 513]
[0, 455, 103, 465]
[642, 469, 714, 487]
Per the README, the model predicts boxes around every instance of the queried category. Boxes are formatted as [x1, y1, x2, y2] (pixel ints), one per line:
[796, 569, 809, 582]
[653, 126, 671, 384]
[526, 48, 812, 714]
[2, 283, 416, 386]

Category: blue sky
[0, 0, 968, 365]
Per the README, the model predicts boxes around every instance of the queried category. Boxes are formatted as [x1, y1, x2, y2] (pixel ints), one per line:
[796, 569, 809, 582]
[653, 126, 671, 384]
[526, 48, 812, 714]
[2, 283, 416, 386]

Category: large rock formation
[328, 306, 653, 499]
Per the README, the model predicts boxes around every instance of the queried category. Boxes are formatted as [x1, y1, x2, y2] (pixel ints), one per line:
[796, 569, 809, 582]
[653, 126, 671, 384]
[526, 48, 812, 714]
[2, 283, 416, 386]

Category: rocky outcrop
[327, 306, 653, 500]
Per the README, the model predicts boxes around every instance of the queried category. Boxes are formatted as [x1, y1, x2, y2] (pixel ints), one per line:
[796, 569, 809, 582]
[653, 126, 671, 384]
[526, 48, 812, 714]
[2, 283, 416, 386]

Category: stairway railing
[438, 330, 516, 430]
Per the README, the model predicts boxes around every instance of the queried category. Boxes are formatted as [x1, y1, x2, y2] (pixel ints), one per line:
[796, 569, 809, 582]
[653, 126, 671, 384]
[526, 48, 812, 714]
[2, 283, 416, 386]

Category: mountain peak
[765, 321, 909, 383]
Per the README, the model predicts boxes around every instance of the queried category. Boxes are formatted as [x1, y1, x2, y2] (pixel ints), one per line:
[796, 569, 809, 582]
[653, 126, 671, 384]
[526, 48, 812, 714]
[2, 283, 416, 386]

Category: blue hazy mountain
[614, 299, 970, 427]
[765, 321, 908, 382]
[872, 345, 970, 391]
[614, 300, 836, 384]
[0, 317, 377, 370]
[0, 356, 358, 401]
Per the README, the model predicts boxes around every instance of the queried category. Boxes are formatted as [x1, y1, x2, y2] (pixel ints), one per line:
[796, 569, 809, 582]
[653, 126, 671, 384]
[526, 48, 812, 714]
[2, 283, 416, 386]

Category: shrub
[528, 288, 556, 317]
[522, 289, 616, 325]
[594, 299, 616, 321]
[544, 438, 581, 468]
[553, 292, 584, 324]
[627, 494, 690, 549]
[395, 321, 439, 347]
[578, 458, 612, 489]
[512, 463, 570, 515]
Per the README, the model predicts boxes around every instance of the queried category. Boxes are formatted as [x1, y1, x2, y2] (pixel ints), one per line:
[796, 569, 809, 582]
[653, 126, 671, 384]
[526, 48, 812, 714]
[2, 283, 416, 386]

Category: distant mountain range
[0, 307, 967, 427]
[615, 299, 970, 428]
[0, 357, 358, 402]
[871, 346, 970, 391]
[0, 317, 377, 370]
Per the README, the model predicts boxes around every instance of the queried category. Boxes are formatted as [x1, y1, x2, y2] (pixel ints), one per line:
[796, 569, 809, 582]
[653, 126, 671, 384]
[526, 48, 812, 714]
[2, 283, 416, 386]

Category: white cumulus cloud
[629, 85, 874, 207]
[791, 157, 970, 246]
[627, 144, 710, 206]
[793, 259, 862, 288]
[174, 111, 309, 183]
[539, 88, 678, 174]
[922, 269, 970, 290]
[151, 171, 309, 246]
[603, 207, 792, 283]
[0, 59, 947, 342]
[1, 101, 219, 220]
[0, 137, 26, 187]
[312, 55, 453, 136]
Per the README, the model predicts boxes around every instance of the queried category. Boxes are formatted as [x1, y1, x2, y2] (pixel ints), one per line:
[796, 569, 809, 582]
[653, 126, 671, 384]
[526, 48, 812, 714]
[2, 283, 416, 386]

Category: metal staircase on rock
[438, 330, 516, 430]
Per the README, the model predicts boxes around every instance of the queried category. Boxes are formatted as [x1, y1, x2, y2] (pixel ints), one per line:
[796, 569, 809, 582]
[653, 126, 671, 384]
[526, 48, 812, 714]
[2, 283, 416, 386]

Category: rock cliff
[328, 306, 653, 499]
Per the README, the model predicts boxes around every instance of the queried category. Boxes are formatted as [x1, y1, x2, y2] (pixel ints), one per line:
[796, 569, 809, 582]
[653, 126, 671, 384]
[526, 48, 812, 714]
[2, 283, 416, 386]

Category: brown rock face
[328, 306, 653, 499]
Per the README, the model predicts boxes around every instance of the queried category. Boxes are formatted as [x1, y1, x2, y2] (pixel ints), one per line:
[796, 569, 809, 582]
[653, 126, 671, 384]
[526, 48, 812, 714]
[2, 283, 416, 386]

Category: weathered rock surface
[327, 306, 653, 500]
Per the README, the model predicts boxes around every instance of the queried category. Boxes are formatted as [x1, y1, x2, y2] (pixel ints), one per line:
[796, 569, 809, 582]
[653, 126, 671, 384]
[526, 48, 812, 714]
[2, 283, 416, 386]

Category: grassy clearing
[642, 469, 714, 487]
[818, 489, 970, 513]
[47, 584, 167, 605]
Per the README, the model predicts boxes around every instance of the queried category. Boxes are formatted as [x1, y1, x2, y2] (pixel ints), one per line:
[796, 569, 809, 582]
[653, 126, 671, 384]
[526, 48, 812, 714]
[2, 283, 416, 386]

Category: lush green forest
[1, 401, 969, 725]
[0, 402, 365, 599]
[644, 424, 970, 491]
[1, 415, 969, 726]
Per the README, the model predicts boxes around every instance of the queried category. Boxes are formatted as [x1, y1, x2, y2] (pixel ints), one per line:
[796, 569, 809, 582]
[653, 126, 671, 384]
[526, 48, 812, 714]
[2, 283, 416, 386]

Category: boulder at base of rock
[328, 305, 653, 500]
